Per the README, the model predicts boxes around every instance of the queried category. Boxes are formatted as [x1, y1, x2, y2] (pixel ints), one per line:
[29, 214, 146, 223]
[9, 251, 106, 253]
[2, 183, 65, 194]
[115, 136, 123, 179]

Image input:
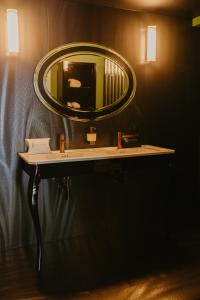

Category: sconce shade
[147, 25, 156, 62]
[6, 9, 19, 54]
[192, 16, 200, 27]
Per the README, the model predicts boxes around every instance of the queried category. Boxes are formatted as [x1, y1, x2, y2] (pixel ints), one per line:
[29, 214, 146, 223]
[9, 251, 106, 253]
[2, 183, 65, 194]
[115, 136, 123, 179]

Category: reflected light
[63, 60, 69, 71]
[6, 9, 19, 55]
[147, 25, 156, 62]
[140, 28, 146, 64]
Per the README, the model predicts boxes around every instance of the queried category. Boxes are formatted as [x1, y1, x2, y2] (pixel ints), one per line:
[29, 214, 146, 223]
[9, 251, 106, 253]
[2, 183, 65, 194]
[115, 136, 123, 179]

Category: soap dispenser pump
[86, 127, 96, 146]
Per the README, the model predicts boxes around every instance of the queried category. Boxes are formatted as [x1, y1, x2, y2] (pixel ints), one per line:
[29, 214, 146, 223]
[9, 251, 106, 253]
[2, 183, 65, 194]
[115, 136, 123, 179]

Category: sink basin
[18, 145, 175, 165]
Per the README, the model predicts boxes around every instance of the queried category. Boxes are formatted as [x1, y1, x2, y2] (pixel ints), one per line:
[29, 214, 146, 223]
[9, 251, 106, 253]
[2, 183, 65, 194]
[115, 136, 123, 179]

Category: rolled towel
[68, 78, 81, 88]
[67, 101, 81, 109]
[72, 102, 81, 109]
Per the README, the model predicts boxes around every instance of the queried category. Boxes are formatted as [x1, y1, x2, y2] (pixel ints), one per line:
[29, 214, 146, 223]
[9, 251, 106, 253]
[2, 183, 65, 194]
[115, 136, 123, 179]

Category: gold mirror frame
[34, 42, 137, 122]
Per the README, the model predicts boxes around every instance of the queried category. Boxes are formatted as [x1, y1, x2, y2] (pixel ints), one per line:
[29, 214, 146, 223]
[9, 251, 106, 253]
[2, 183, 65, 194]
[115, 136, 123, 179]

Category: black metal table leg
[28, 165, 42, 272]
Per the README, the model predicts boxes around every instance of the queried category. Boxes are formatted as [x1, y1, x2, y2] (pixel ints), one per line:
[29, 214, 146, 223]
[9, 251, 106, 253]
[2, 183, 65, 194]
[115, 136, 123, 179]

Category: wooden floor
[1, 237, 200, 300]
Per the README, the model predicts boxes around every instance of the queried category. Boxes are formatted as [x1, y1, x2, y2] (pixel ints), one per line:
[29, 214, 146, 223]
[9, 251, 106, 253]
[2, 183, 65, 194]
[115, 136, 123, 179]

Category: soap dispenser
[86, 127, 96, 146]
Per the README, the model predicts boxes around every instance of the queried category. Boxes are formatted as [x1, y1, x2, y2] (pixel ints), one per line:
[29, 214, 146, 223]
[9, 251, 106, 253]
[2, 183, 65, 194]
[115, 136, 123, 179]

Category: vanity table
[18, 145, 174, 271]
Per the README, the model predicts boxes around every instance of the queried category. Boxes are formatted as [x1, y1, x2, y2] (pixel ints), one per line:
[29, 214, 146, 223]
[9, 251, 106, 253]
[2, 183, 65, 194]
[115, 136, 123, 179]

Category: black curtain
[0, 0, 142, 250]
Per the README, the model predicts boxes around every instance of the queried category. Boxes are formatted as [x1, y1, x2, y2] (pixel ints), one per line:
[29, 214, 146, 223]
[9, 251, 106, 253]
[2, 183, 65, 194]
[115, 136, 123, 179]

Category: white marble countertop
[18, 145, 175, 165]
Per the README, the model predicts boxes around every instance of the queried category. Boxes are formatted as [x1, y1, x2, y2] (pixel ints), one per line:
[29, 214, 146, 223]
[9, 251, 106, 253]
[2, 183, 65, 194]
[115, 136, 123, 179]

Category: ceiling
[71, 0, 199, 18]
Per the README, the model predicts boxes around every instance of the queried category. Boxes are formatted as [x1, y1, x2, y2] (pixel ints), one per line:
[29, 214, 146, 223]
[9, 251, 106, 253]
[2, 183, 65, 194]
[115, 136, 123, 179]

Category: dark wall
[0, 0, 198, 255]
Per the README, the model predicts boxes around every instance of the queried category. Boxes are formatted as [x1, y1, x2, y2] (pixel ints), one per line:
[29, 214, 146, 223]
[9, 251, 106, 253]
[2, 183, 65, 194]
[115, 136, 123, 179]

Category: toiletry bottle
[86, 127, 96, 146]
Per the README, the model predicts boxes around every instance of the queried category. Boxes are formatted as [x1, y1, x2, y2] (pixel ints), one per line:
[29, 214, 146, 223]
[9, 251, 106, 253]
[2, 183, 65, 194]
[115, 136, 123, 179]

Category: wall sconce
[146, 25, 156, 62]
[192, 16, 200, 27]
[6, 9, 20, 55]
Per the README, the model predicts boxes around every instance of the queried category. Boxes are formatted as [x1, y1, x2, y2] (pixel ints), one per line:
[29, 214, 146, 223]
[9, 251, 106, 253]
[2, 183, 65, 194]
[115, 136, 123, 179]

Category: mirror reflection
[34, 42, 136, 121]
[46, 54, 128, 111]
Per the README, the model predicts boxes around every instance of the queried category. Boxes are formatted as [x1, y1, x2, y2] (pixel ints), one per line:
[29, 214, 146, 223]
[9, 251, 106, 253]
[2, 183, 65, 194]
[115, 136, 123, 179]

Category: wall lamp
[146, 25, 156, 62]
[192, 16, 200, 27]
[6, 9, 20, 55]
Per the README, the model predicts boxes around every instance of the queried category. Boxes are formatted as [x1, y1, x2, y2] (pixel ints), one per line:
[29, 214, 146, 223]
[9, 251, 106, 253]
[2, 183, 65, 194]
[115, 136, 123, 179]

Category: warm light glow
[63, 60, 69, 71]
[6, 9, 19, 54]
[147, 25, 156, 62]
[140, 28, 146, 64]
[192, 16, 200, 27]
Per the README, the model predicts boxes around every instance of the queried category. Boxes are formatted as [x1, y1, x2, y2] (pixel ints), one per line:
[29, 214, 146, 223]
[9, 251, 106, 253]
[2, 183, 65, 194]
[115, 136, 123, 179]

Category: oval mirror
[34, 42, 136, 121]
